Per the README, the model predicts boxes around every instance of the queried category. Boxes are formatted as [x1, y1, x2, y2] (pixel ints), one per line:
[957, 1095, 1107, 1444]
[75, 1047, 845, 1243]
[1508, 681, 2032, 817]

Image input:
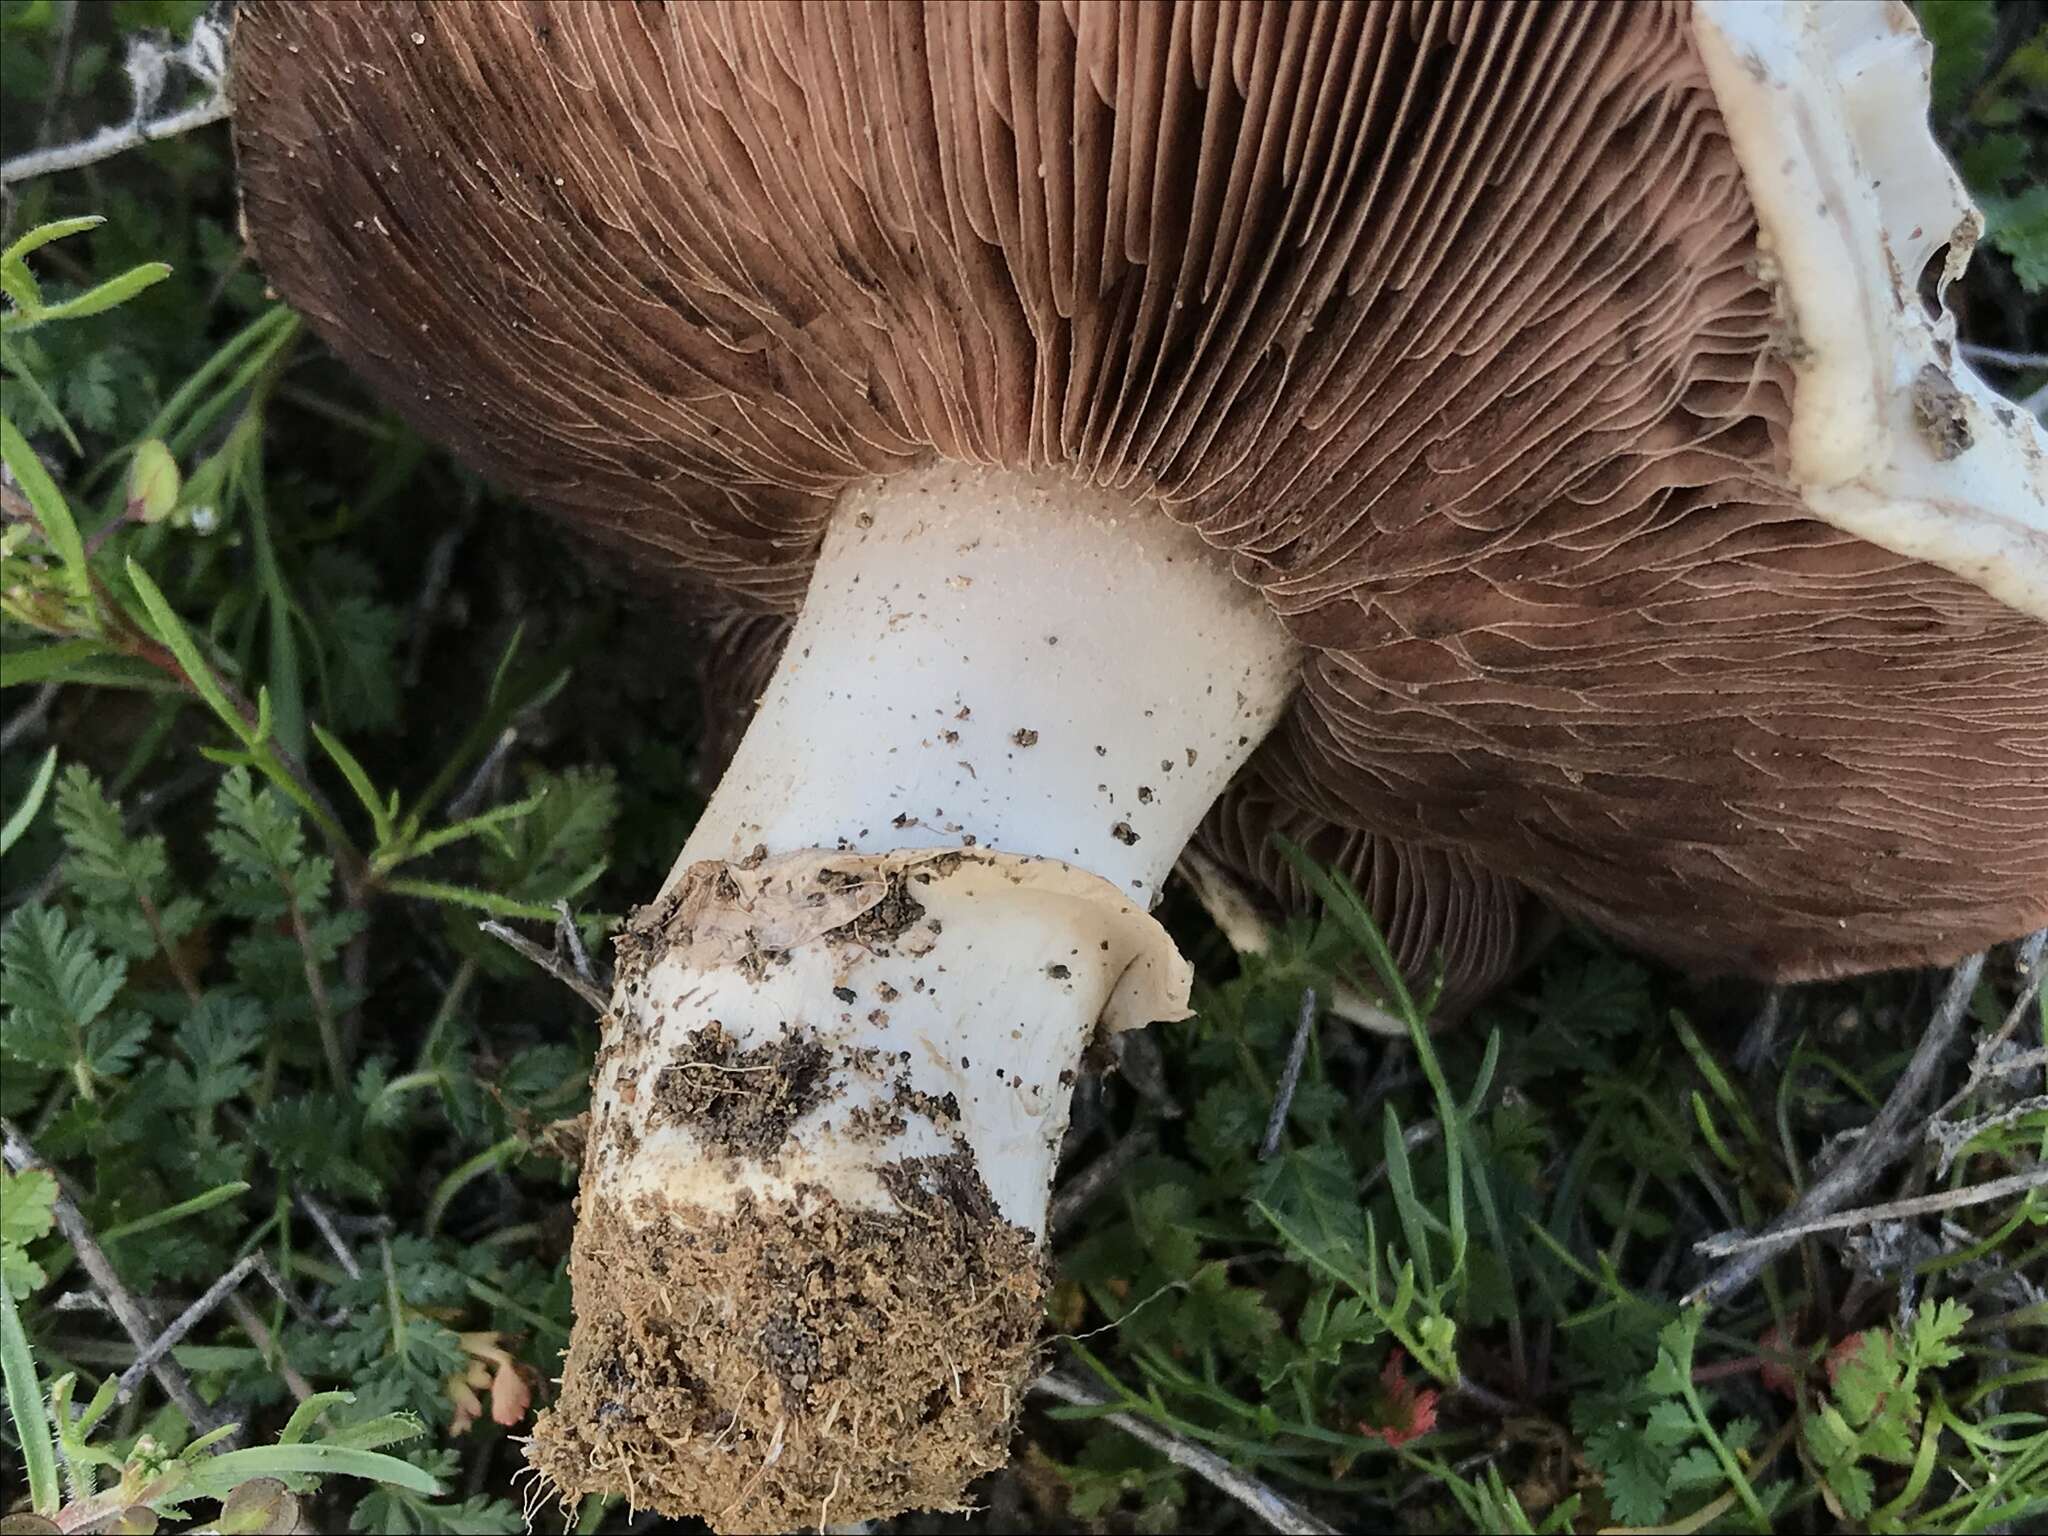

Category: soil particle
[892, 1074, 961, 1128]
[759, 1312, 822, 1395]
[1912, 364, 1972, 459]
[648, 1024, 834, 1157]
[530, 1155, 1043, 1533]
[822, 869, 927, 947]
[843, 1101, 909, 1142]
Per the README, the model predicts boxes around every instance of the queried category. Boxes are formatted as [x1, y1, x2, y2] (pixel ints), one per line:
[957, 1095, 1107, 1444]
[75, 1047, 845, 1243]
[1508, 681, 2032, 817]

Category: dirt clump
[823, 868, 927, 947]
[649, 1023, 834, 1157]
[1912, 363, 1973, 459]
[529, 1152, 1043, 1534]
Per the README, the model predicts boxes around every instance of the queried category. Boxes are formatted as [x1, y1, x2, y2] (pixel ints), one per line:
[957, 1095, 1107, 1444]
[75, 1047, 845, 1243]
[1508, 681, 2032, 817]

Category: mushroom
[232, 0, 2048, 1527]
[695, 607, 1538, 1024]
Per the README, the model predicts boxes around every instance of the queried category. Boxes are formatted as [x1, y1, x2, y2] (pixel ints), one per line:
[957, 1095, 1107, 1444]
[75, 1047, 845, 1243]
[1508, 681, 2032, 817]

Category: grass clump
[3, 3, 2046, 1532]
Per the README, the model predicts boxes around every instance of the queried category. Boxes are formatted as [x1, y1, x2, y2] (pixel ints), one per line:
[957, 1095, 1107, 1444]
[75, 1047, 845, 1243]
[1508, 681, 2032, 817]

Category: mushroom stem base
[528, 847, 1187, 1531]
[528, 1173, 1040, 1534]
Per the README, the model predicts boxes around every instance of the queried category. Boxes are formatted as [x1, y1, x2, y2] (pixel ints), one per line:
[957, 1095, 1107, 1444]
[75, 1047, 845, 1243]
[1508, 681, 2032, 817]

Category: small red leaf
[1357, 1348, 1440, 1449]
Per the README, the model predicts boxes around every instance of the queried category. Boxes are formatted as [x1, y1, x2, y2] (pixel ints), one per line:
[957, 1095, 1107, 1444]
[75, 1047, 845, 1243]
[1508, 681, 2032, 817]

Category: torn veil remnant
[234, 0, 2047, 1527]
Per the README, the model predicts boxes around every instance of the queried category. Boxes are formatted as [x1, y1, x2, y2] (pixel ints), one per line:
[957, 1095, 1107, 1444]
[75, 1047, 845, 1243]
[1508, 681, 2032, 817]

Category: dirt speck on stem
[648, 1023, 834, 1158]
[1912, 364, 1973, 459]
[822, 869, 927, 947]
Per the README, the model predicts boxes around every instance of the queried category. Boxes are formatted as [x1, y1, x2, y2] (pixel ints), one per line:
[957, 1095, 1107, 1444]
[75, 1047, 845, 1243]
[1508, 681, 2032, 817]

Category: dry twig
[1695, 1167, 2048, 1258]
[1961, 342, 2048, 371]
[295, 1191, 366, 1281]
[1, 14, 230, 188]
[1931, 930, 2048, 1127]
[114, 1255, 258, 1402]
[226, 1293, 314, 1403]
[1258, 989, 1318, 1162]
[0, 682, 60, 754]
[1, 1118, 215, 1431]
[1049, 1129, 1157, 1235]
[553, 899, 606, 990]
[1033, 1371, 1340, 1536]
[1929, 1093, 2048, 1179]
[1687, 950, 1987, 1306]
[479, 919, 609, 1013]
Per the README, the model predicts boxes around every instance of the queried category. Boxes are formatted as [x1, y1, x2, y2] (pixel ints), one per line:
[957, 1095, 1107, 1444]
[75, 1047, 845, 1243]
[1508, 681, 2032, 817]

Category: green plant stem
[134, 888, 202, 1003]
[1675, 1370, 1772, 1529]
[380, 1236, 406, 1364]
[98, 1180, 249, 1243]
[283, 882, 346, 1093]
[416, 959, 477, 1071]
[424, 1137, 522, 1237]
[1, 1283, 61, 1515]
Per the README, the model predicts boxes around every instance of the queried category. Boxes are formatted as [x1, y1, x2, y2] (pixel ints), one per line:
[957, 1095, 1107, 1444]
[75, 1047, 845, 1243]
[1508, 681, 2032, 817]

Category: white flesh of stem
[602, 463, 1300, 1234]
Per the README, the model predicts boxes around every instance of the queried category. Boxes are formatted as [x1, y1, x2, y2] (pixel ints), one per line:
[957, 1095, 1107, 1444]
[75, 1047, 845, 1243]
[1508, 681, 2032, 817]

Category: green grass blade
[1, 639, 108, 688]
[400, 787, 550, 864]
[97, 1181, 249, 1244]
[1, 1283, 61, 1515]
[135, 306, 298, 451]
[1, 413, 89, 594]
[123, 557, 248, 739]
[178, 1441, 442, 1501]
[0, 745, 59, 857]
[278, 1390, 355, 1445]
[0, 214, 106, 273]
[384, 876, 565, 921]
[0, 335, 81, 453]
[23, 262, 171, 327]
[237, 440, 306, 760]
[164, 316, 300, 461]
[313, 724, 393, 844]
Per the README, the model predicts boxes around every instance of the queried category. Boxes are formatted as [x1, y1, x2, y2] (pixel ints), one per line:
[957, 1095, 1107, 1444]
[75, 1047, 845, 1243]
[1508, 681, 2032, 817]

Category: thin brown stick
[1686, 950, 1986, 1307]
[114, 1254, 257, 1401]
[1049, 1129, 1157, 1235]
[478, 920, 608, 1013]
[1931, 931, 2047, 1126]
[447, 728, 518, 821]
[1694, 1167, 2048, 1257]
[1258, 989, 1318, 1162]
[33, 0, 80, 151]
[136, 889, 203, 1003]
[284, 886, 346, 1091]
[1033, 1372, 1340, 1536]
[1, 1119, 215, 1431]
[296, 1192, 365, 1281]
[0, 682, 60, 753]
[226, 1293, 312, 1403]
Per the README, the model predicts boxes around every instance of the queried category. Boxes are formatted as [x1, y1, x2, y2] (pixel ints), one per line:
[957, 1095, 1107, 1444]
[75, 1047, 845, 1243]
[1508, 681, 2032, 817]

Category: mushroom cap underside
[233, 0, 2048, 979]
